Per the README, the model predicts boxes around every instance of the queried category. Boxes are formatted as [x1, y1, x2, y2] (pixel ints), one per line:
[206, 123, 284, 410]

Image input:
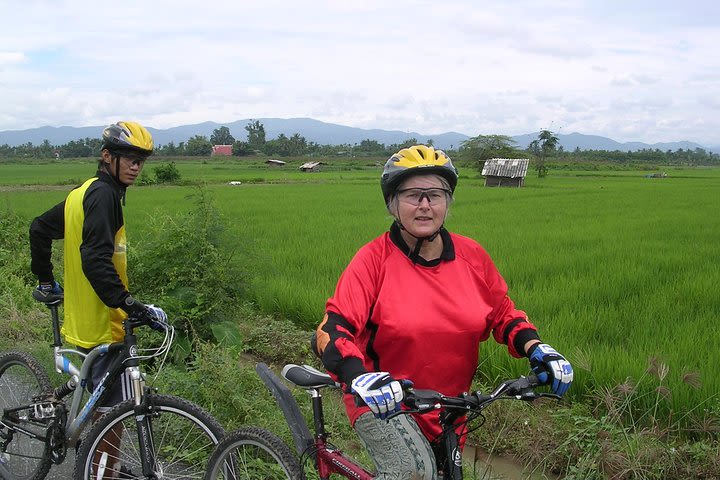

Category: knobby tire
[0, 351, 53, 480]
[203, 426, 305, 480]
[74, 394, 224, 480]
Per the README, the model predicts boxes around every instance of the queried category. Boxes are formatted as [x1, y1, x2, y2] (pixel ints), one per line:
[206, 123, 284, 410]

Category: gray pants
[354, 412, 438, 480]
[78, 346, 133, 412]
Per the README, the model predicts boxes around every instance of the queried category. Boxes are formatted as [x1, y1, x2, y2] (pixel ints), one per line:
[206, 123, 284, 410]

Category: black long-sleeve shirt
[29, 170, 131, 309]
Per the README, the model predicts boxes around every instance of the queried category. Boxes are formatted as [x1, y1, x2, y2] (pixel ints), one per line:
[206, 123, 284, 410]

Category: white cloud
[0, 0, 718, 146]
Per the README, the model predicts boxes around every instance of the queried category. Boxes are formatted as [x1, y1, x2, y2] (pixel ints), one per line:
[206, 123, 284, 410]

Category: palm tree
[528, 129, 559, 178]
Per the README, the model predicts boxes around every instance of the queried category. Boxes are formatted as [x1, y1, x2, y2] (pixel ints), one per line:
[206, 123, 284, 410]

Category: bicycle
[203, 362, 560, 480]
[0, 294, 225, 480]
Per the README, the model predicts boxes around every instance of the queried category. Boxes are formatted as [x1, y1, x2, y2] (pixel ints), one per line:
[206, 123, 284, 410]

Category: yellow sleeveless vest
[61, 177, 129, 348]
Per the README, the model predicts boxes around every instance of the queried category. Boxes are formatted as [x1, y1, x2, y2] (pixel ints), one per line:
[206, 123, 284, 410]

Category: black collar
[389, 222, 455, 267]
[96, 169, 127, 198]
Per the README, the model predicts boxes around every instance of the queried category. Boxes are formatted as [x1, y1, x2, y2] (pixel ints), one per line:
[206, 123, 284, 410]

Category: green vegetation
[2, 120, 719, 171]
[1, 158, 718, 479]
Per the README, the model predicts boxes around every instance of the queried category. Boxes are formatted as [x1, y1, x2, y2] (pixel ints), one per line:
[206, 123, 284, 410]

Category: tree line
[1, 121, 718, 167]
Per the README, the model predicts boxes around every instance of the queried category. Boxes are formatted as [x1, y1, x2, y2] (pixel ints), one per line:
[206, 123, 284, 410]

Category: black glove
[123, 296, 167, 331]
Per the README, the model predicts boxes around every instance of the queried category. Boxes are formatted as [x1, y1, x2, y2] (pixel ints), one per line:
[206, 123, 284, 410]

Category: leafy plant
[129, 187, 250, 346]
[153, 161, 181, 183]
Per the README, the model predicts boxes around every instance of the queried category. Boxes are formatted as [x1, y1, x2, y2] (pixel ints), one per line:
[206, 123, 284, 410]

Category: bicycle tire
[73, 393, 224, 480]
[0, 351, 53, 480]
[204, 426, 305, 480]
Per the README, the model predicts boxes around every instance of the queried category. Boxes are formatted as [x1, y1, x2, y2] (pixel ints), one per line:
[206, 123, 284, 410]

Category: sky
[1, 0, 719, 146]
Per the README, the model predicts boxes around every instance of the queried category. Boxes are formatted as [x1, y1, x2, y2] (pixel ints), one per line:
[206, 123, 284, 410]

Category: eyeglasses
[396, 188, 451, 206]
[120, 155, 146, 167]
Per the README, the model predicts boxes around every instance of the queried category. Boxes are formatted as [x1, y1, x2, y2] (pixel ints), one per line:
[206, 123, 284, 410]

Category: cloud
[0, 0, 718, 146]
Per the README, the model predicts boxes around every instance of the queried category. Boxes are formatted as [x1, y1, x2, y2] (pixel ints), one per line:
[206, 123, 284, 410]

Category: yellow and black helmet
[381, 145, 458, 202]
[101, 121, 154, 156]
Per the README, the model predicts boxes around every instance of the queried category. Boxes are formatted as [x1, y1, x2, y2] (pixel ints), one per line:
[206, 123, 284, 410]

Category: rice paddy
[2, 160, 718, 419]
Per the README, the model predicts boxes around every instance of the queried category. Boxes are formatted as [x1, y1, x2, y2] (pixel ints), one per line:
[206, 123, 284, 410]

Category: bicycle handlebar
[124, 312, 172, 333]
[387, 374, 559, 420]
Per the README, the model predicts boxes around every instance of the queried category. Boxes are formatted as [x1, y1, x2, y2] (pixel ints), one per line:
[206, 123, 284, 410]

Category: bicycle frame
[0, 302, 165, 476]
[256, 363, 375, 480]
[257, 363, 553, 480]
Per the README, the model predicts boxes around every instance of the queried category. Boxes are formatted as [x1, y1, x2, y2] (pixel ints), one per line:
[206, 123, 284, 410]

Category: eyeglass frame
[395, 187, 452, 206]
[117, 154, 147, 167]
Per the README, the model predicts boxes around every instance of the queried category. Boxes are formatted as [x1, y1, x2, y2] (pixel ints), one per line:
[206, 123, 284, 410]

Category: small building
[299, 161, 321, 172]
[266, 159, 286, 167]
[644, 172, 667, 178]
[481, 158, 529, 187]
[211, 145, 233, 156]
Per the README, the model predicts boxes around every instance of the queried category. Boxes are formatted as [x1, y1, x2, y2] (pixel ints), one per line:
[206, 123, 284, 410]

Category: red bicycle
[204, 363, 558, 479]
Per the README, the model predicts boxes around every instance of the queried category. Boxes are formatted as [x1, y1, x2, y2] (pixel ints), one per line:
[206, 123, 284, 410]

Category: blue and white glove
[33, 281, 64, 303]
[529, 343, 573, 396]
[350, 372, 405, 420]
[144, 304, 168, 331]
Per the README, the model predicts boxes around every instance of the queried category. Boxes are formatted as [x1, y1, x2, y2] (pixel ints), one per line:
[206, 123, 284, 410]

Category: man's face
[102, 149, 146, 185]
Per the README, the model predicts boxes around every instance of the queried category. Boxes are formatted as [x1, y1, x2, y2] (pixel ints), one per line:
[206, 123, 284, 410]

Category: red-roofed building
[211, 145, 233, 156]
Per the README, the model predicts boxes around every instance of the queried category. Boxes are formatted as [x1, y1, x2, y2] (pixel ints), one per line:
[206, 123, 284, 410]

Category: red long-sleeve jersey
[317, 224, 539, 442]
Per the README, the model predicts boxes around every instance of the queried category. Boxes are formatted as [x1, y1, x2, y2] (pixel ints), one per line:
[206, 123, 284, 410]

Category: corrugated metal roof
[211, 145, 233, 156]
[299, 161, 321, 169]
[481, 158, 529, 178]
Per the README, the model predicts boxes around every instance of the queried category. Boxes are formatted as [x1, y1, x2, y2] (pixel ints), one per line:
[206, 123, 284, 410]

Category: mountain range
[0, 117, 715, 153]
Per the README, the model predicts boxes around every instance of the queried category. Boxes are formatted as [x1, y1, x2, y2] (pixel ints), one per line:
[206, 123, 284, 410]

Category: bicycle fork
[128, 365, 159, 479]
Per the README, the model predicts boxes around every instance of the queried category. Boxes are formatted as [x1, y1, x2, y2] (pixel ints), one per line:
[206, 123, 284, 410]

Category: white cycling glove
[529, 343, 574, 396]
[350, 372, 404, 420]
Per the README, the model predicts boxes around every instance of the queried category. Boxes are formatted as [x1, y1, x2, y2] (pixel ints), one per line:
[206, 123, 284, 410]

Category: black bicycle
[0, 295, 225, 480]
[204, 363, 559, 479]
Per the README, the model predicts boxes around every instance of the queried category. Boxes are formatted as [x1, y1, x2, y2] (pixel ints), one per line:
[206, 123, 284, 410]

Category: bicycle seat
[282, 364, 338, 389]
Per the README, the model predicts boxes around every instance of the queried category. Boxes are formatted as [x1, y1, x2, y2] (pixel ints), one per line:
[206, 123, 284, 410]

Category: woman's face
[392, 174, 450, 238]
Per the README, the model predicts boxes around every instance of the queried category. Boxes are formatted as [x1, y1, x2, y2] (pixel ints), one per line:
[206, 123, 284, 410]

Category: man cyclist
[29, 121, 166, 477]
[315, 145, 573, 479]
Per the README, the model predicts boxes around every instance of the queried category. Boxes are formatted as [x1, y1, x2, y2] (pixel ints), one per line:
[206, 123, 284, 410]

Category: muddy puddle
[462, 445, 559, 480]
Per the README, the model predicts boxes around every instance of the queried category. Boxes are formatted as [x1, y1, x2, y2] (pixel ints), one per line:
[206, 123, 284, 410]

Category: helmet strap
[114, 154, 121, 185]
[393, 219, 441, 264]
[100, 152, 128, 204]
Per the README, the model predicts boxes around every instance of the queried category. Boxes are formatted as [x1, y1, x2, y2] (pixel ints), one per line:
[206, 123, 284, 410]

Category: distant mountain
[0, 117, 711, 153]
[511, 131, 708, 153]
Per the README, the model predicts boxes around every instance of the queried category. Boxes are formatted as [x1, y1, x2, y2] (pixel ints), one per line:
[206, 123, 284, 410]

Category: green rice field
[2, 160, 719, 420]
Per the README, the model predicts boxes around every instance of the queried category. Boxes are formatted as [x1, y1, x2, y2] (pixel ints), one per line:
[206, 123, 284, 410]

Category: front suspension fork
[128, 366, 157, 478]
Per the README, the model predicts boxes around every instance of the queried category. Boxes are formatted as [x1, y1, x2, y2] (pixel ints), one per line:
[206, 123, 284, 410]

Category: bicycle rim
[0, 351, 53, 480]
[75, 394, 223, 480]
[204, 427, 305, 480]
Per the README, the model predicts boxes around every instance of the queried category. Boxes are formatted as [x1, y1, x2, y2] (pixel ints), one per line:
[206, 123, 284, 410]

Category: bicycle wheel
[74, 394, 224, 480]
[0, 351, 53, 480]
[204, 427, 305, 480]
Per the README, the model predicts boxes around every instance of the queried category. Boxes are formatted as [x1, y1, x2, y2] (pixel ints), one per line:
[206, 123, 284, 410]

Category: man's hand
[32, 281, 64, 303]
[123, 296, 167, 331]
[144, 304, 168, 331]
[529, 343, 573, 396]
[350, 372, 405, 420]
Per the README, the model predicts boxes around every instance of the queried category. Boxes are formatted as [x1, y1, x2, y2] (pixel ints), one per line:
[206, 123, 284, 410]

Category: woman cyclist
[314, 145, 573, 479]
